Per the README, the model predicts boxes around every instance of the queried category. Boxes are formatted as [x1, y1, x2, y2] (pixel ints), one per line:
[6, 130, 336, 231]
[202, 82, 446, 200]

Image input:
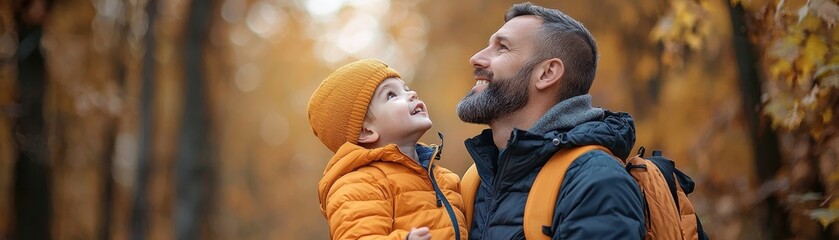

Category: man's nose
[469, 47, 489, 69]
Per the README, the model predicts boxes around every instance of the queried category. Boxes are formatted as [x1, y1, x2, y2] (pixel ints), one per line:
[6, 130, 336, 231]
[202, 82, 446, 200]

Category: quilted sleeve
[554, 152, 645, 240]
[324, 170, 407, 240]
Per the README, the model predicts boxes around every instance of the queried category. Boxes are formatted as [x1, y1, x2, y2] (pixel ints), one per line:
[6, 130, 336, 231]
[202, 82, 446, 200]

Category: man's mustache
[474, 68, 493, 81]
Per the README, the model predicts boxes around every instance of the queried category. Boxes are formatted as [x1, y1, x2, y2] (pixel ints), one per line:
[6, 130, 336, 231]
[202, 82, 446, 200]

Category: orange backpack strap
[461, 164, 480, 231]
[524, 145, 609, 240]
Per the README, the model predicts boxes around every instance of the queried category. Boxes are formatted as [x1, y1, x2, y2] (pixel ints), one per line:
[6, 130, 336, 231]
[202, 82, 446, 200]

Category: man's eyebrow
[490, 34, 510, 46]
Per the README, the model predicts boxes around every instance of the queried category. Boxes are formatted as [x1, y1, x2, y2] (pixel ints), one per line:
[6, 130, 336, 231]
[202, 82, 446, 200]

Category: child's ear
[357, 126, 379, 144]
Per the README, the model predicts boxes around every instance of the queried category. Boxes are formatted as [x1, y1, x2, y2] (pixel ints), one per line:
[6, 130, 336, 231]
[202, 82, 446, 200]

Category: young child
[308, 59, 467, 240]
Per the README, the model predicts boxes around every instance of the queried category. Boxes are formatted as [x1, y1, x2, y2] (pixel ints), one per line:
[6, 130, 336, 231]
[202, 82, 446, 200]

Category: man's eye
[386, 91, 396, 100]
[499, 44, 509, 51]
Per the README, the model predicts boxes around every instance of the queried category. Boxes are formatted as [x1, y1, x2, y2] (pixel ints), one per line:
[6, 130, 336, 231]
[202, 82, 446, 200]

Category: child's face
[364, 78, 432, 144]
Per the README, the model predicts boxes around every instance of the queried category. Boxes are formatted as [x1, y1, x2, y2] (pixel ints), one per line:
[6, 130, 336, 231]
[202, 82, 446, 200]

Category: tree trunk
[12, 15, 51, 240]
[131, 0, 158, 239]
[727, 3, 788, 239]
[175, 0, 216, 239]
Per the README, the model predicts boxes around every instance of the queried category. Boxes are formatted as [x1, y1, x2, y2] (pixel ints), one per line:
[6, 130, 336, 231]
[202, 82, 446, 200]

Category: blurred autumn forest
[0, 0, 837, 239]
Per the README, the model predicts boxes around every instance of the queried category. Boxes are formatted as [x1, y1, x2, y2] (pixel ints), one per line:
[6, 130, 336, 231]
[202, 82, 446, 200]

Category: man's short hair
[505, 2, 598, 102]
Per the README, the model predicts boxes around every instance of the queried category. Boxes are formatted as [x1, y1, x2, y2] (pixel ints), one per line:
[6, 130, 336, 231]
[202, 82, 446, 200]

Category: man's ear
[534, 58, 564, 90]
[357, 125, 379, 144]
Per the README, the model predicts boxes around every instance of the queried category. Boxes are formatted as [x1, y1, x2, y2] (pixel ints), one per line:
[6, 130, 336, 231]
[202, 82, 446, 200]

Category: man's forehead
[494, 15, 542, 39]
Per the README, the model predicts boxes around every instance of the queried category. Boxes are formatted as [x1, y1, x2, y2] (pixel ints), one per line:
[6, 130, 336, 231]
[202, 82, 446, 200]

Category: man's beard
[456, 61, 535, 124]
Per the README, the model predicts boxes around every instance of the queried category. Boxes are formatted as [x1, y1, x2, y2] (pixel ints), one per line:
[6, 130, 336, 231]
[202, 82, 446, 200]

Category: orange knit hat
[307, 59, 401, 153]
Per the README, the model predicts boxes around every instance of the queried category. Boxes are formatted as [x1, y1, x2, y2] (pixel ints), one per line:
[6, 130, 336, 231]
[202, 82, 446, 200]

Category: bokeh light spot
[261, 113, 290, 146]
[337, 14, 380, 54]
[222, 0, 247, 23]
[235, 63, 261, 92]
[246, 2, 286, 39]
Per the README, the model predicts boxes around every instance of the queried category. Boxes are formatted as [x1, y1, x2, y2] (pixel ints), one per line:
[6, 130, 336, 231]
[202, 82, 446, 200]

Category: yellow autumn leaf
[770, 32, 803, 62]
[799, 15, 823, 31]
[797, 71, 817, 90]
[798, 34, 829, 78]
[764, 93, 797, 129]
[674, 0, 701, 28]
[808, 208, 839, 228]
[824, 108, 833, 124]
[676, 11, 697, 30]
[810, 126, 824, 140]
[685, 33, 703, 50]
[769, 60, 793, 79]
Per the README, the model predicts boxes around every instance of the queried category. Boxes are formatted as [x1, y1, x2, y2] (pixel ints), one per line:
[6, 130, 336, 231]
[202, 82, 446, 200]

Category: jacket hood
[547, 110, 636, 159]
[529, 94, 605, 134]
[532, 94, 636, 159]
[317, 142, 439, 211]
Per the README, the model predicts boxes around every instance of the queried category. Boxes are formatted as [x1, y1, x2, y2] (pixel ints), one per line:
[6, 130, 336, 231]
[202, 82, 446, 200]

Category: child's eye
[386, 91, 396, 100]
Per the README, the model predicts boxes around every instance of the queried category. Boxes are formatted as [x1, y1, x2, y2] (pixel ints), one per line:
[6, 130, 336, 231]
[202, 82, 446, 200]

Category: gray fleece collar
[529, 94, 604, 134]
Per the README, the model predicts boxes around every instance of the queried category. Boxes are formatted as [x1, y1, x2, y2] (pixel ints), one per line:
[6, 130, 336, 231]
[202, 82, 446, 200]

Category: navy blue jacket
[465, 110, 645, 240]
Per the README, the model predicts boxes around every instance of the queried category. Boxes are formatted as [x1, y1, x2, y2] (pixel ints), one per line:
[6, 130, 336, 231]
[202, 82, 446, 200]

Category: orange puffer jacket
[318, 142, 467, 240]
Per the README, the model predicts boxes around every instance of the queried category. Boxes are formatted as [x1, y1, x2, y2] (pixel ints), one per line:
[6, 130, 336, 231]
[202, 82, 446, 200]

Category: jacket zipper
[422, 139, 461, 239]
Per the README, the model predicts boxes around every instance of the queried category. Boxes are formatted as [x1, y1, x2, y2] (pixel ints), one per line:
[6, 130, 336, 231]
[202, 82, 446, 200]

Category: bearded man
[457, 3, 645, 239]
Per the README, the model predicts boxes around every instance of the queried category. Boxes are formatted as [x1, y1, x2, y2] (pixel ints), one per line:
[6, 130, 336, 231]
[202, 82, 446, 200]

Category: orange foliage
[661, 0, 839, 236]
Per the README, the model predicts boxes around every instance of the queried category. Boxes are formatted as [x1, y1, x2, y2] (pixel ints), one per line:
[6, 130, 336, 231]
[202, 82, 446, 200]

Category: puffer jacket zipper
[426, 134, 460, 240]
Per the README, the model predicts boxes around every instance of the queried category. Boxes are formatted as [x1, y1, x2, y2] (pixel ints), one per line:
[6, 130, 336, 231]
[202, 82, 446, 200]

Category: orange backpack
[461, 145, 708, 240]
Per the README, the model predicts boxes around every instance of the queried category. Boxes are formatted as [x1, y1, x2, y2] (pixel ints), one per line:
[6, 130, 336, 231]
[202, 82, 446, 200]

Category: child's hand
[407, 227, 431, 240]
